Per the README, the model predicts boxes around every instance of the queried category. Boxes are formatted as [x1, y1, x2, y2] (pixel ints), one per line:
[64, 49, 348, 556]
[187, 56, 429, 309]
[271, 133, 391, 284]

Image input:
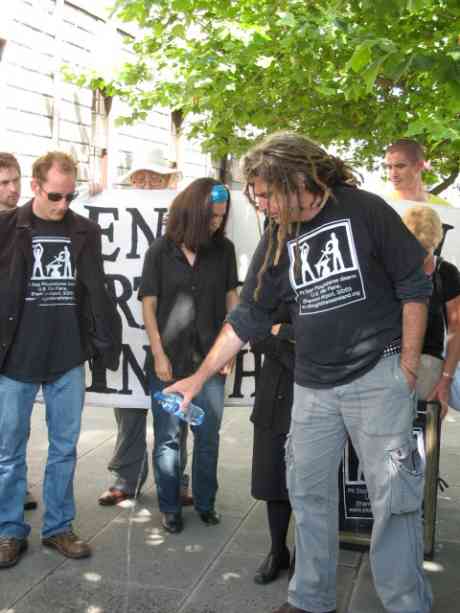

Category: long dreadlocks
[241, 132, 359, 299]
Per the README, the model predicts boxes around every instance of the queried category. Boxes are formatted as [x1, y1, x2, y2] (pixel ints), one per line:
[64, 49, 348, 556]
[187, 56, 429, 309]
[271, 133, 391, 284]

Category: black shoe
[199, 510, 221, 525]
[161, 512, 183, 534]
[24, 491, 38, 511]
[254, 548, 290, 585]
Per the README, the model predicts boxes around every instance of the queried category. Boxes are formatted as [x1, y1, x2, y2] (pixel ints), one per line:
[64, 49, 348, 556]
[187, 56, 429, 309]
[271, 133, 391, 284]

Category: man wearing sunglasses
[0, 151, 121, 569]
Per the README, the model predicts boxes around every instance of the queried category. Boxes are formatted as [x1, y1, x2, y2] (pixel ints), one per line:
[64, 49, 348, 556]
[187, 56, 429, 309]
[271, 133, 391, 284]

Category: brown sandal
[98, 488, 133, 506]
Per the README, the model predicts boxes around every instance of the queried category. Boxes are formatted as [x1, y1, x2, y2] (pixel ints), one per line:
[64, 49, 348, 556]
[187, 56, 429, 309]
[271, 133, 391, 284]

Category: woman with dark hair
[251, 304, 294, 584]
[139, 178, 239, 534]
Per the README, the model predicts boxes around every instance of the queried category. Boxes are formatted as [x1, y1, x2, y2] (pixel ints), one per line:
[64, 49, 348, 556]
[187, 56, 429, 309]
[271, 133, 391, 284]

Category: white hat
[118, 147, 179, 184]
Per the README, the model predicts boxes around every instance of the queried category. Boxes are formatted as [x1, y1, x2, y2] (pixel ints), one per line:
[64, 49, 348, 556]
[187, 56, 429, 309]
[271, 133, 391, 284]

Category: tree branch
[430, 165, 459, 195]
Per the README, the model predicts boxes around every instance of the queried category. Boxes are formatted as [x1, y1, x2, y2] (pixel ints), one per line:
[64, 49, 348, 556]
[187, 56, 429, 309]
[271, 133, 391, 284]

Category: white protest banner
[72, 190, 460, 409]
[73, 189, 260, 408]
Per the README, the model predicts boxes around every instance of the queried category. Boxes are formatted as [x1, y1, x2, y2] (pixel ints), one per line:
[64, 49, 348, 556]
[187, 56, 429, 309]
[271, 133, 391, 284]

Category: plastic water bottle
[154, 391, 205, 426]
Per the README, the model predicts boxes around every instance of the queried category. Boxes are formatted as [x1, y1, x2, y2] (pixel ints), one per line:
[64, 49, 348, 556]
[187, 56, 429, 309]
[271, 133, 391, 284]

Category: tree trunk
[218, 155, 229, 184]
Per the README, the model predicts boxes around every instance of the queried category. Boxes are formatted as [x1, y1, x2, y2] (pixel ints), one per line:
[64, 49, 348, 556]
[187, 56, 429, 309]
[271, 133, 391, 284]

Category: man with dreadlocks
[166, 132, 433, 613]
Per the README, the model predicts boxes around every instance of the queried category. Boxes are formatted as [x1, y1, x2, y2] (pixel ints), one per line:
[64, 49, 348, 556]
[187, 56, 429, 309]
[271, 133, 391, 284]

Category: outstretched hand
[164, 374, 203, 412]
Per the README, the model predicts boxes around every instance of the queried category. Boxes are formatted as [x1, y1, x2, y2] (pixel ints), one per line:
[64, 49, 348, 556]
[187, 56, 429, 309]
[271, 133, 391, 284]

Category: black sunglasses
[40, 187, 79, 203]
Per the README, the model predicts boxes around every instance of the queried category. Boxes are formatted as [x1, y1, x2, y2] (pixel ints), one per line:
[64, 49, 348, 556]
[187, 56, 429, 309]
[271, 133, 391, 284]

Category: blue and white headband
[209, 184, 229, 204]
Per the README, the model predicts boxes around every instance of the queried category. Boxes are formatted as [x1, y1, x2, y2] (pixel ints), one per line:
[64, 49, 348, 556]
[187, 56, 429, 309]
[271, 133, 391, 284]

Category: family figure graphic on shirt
[32, 241, 73, 280]
[300, 231, 346, 284]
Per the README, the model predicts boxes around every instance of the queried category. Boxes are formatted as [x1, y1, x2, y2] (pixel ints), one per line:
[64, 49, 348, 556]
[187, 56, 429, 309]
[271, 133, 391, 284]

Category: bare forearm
[165, 323, 245, 409]
[194, 323, 244, 385]
[401, 301, 428, 373]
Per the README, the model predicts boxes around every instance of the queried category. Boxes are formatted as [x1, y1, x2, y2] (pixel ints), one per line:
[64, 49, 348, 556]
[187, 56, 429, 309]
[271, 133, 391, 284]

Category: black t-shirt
[424, 258, 460, 359]
[138, 235, 238, 379]
[228, 185, 430, 388]
[3, 215, 85, 382]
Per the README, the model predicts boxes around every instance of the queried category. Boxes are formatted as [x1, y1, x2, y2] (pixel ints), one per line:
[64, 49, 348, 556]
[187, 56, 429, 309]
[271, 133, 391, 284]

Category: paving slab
[1, 402, 460, 613]
[65, 509, 244, 591]
[7, 568, 185, 613]
[179, 551, 357, 613]
[348, 541, 460, 613]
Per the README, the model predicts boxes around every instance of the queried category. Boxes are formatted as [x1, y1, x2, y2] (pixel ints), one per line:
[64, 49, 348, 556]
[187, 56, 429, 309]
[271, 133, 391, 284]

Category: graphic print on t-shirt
[27, 236, 76, 306]
[287, 219, 366, 315]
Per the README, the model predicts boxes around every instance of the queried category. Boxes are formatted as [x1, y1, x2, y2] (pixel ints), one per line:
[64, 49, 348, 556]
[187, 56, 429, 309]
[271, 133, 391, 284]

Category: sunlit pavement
[1, 403, 459, 613]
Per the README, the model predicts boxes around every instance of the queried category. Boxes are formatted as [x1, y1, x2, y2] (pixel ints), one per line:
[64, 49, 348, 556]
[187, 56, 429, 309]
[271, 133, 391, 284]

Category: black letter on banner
[126, 208, 154, 259]
[133, 277, 144, 328]
[86, 356, 117, 393]
[435, 223, 454, 256]
[105, 274, 142, 329]
[228, 348, 262, 399]
[84, 206, 120, 262]
[133, 276, 142, 292]
[118, 344, 149, 395]
[155, 207, 168, 238]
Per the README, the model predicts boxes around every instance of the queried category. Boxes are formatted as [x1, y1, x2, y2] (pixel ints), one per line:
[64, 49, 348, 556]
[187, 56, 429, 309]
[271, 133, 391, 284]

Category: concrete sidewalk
[1, 403, 459, 613]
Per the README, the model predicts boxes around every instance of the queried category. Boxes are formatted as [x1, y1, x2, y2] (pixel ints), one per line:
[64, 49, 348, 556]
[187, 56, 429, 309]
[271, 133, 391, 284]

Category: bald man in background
[385, 139, 451, 206]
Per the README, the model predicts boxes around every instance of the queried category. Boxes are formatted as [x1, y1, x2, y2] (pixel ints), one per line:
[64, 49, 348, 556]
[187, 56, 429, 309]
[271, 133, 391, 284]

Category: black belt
[382, 339, 401, 359]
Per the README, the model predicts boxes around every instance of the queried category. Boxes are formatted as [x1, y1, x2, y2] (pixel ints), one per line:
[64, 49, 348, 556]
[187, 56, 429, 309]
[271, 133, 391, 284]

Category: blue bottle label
[154, 391, 204, 426]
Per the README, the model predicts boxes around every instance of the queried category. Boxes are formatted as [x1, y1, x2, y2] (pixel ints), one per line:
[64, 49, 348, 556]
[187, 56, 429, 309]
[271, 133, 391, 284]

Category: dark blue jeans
[149, 372, 225, 514]
[0, 366, 85, 538]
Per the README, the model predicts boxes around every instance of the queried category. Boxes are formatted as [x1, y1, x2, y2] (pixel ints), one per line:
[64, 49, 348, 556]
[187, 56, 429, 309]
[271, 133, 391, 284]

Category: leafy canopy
[65, 0, 460, 189]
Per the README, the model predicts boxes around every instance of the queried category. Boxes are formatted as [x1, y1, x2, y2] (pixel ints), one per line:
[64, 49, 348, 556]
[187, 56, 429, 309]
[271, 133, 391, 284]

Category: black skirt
[251, 424, 289, 501]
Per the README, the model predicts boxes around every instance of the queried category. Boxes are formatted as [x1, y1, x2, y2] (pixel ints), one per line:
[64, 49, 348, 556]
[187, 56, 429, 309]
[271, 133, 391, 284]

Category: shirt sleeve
[365, 194, 431, 301]
[396, 265, 432, 303]
[137, 239, 162, 300]
[226, 232, 282, 342]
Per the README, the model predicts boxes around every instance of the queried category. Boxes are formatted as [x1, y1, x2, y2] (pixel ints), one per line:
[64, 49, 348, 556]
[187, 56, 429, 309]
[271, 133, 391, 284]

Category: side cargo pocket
[388, 441, 425, 514]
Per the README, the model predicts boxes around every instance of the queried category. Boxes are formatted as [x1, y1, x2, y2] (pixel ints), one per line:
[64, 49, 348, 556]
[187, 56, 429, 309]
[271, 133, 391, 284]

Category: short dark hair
[32, 151, 77, 183]
[166, 178, 230, 252]
[0, 152, 21, 176]
[385, 139, 425, 163]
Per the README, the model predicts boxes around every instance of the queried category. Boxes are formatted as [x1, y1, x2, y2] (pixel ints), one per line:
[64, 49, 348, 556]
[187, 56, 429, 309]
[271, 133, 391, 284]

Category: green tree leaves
[65, 0, 460, 189]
